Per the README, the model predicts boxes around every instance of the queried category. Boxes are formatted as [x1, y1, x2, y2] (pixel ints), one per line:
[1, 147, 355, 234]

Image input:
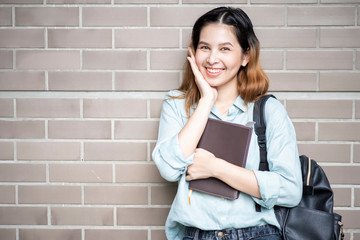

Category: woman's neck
[215, 85, 238, 117]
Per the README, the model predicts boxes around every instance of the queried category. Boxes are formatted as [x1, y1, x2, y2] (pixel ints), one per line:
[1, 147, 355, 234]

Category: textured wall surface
[0, 1, 359, 240]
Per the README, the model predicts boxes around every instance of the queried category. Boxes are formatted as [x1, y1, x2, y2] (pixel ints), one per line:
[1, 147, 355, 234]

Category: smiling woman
[152, 7, 302, 240]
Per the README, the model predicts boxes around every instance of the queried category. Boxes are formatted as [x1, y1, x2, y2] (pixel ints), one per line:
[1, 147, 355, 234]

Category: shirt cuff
[252, 170, 280, 209]
[158, 134, 194, 177]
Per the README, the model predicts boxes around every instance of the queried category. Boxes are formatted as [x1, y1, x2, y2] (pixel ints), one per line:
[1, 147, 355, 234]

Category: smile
[206, 67, 224, 75]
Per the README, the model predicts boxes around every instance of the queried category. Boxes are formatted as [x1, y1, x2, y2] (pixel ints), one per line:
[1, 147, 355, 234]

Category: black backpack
[253, 94, 344, 240]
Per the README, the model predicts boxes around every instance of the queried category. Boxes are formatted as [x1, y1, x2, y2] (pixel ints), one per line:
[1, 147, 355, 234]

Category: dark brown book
[188, 118, 253, 200]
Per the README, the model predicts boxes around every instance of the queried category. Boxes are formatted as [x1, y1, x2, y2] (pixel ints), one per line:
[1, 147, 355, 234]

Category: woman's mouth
[206, 67, 224, 76]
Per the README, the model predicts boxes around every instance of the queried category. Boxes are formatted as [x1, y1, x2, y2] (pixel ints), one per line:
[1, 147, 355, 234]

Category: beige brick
[182, 28, 192, 48]
[183, 0, 246, 2]
[0, 186, 15, 204]
[151, 184, 177, 205]
[267, 72, 317, 91]
[0, 142, 14, 160]
[355, 233, 360, 240]
[84, 186, 148, 204]
[357, 101, 360, 119]
[0, 229, 15, 240]
[322, 166, 360, 184]
[116, 163, 165, 183]
[0, 8, 12, 26]
[287, 100, 352, 119]
[293, 122, 315, 141]
[114, 120, 159, 140]
[20, 229, 81, 240]
[259, 50, 284, 70]
[0, 207, 47, 225]
[0, 163, 46, 182]
[0, 120, 45, 139]
[83, 50, 146, 70]
[150, 99, 164, 118]
[51, 207, 113, 226]
[115, 28, 179, 48]
[150, 142, 156, 158]
[15, 7, 79, 26]
[256, 28, 316, 48]
[48, 120, 110, 139]
[0, 50, 13, 69]
[0, 29, 44, 48]
[298, 144, 350, 163]
[83, 7, 146, 27]
[117, 207, 169, 226]
[115, 72, 179, 91]
[18, 185, 81, 204]
[48, 72, 112, 91]
[17, 50, 80, 70]
[84, 142, 147, 161]
[335, 210, 360, 229]
[321, 0, 360, 3]
[50, 163, 112, 183]
[85, 229, 147, 240]
[0, 72, 45, 90]
[357, 50, 360, 70]
[151, 230, 167, 240]
[287, 50, 353, 70]
[288, 6, 355, 26]
[150, 50, 187, 70]
[83, 99, 147, 118]
[17, 142, 80, 161]
[354, 144, 360, 163]
[151, 7, 211, 27]
[48, 0, 110, 3]
[1, 0, 42, 3]
[252, 0, 316, 2]
[241, 6, 286, 26]
[48, 29, 111, 48]
[17, 99, 80, 118]
[320, 28, 360, 48]
[320, 72, 360, 92]
[0, 99, 13, 117]
[319, 122, 360, 141]
[333, 188, 351, 207]
[355, 188, 360, 207]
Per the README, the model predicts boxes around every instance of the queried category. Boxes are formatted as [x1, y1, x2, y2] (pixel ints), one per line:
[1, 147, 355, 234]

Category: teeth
[207, 68, 222, 73]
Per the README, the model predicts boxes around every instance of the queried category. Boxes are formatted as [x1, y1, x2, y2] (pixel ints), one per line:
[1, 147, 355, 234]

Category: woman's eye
[199, 46, 209, 50]
[221, 47, 230, 51]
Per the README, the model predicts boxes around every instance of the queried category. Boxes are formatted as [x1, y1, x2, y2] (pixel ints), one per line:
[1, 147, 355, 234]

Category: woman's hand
[186, 148, 218, 181]
[187, 47, 218, 103]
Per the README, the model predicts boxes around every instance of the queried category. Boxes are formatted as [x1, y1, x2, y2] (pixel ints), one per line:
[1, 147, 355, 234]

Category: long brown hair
[175, 7, 269, 117]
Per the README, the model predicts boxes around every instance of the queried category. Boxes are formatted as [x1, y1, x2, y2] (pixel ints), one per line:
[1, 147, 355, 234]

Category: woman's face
[195, 23, 249, 89]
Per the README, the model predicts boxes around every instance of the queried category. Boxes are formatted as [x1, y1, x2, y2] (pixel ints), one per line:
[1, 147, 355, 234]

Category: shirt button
[217, 232, 224, 238]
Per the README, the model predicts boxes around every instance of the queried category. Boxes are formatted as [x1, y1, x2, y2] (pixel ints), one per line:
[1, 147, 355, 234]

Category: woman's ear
[241, 49, 250, 67]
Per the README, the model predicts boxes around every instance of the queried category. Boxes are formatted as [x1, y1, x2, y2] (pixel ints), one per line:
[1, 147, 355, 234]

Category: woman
[152, 7, 302, 240]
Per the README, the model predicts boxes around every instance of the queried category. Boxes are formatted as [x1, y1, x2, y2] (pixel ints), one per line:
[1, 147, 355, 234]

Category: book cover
[188, 118, 253, 200]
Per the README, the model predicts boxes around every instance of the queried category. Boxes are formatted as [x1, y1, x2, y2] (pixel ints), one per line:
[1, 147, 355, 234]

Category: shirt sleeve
[252, 98, 303, 209]
[152, 94, 194, 182]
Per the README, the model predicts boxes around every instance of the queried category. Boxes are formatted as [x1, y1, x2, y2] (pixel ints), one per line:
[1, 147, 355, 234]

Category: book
[188, 118, 254, 200]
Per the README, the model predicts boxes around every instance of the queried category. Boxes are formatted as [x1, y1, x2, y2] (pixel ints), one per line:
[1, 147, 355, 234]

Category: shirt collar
[210, 95, 248, 119]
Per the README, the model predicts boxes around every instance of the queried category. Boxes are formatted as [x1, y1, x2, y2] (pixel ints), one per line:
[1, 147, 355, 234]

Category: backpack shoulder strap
[253, 94, 277, 172]
[253, 94, 276, 212]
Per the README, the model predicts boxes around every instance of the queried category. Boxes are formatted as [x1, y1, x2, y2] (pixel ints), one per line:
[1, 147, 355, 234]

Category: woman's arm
[178, 48, 217, 158]
[186, 148, 261, 198]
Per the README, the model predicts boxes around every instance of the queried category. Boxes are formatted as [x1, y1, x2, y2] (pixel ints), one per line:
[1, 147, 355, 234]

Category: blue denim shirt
[152, 90, 302, 240]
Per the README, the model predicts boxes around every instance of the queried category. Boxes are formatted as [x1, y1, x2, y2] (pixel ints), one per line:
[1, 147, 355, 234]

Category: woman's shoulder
[264, 96, 289, 123]
[166, 89, 185, 99]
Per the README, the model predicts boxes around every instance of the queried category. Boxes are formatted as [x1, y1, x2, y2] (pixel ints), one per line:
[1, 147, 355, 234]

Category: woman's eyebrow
[198, 41, 234, 47]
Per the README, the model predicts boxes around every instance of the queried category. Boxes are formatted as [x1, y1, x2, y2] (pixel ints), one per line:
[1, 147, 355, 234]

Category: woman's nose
[206, 50, 219, 64]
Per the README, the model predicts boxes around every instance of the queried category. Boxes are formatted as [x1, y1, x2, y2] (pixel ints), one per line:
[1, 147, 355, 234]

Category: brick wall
[0, 1, 359, 240]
